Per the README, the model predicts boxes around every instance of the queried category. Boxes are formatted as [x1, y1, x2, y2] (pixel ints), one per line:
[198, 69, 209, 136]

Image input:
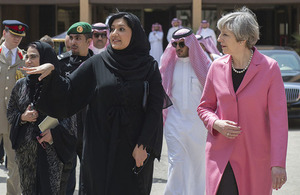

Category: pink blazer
[197, 47, 288, 195]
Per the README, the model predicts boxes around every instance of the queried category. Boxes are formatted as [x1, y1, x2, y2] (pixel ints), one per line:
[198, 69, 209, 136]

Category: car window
[270, 54, 300, 71]
[260, 50, 300, 71]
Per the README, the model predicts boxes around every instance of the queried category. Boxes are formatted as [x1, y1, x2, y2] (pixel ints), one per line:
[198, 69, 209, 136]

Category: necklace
[232, 49, 253, 74]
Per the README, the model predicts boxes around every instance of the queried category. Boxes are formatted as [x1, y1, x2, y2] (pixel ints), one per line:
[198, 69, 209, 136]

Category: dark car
[257, 45, 300, 118]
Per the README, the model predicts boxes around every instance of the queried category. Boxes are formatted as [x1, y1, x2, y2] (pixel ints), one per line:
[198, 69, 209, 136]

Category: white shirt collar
[2, 43, 18, 57]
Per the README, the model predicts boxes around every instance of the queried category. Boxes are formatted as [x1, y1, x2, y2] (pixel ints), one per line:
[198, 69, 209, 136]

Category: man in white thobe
[149, 23, 164, 67]
[160, 28, 211, 195]
[196, 35, 221, 63]
[89, 22, 109, 54]
[196, 20, 217, 46]
[166, 18, 182, 42]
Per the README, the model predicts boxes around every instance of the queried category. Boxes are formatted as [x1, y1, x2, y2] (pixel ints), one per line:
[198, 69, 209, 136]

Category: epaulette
[57, 51, 72, 61]
[18, 49, 25, 60]
[0, 47, 25, 59]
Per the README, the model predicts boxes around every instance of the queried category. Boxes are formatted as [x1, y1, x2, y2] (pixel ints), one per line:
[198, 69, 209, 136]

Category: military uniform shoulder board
[57, 51, 72, 61]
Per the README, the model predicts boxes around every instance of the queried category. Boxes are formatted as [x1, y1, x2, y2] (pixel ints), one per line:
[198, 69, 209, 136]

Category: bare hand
[213, 120, 242, 139]
[272, 166, 287, 190]
[38, 129, 53, 145]
[21, 63, 55, 81]
[21, 104, 39, 123]
[132, 144, 147, 167]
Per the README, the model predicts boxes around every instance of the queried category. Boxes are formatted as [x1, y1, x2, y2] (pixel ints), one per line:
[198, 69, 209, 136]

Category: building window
[176, 10, 192, 28]
[201, 10, 218, 32]
[57, 6, 80, 34]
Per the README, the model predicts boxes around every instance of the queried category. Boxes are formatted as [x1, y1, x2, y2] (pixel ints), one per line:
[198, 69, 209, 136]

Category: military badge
[77, 26, 83, 33]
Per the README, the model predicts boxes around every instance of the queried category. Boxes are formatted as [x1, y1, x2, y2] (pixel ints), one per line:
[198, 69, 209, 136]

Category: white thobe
[164, 57, 206, 195]
[90, 46, 105, 55]
[198, 28, 217, 46]
[149, 31, 163, 66]
[167, 27, 180, 42]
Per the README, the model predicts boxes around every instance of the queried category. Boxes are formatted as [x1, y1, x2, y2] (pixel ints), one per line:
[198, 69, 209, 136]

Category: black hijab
[27, 41, 59, 104]
[35, 41, 59, 66]
[101, 12, 155, 81]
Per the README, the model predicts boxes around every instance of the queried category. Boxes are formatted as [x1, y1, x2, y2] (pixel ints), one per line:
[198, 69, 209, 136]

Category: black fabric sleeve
[7, 80, 28, 150]
[137, 63, 165, 157]
[51, 117, 77, 164]
[36, 59, 96, 119]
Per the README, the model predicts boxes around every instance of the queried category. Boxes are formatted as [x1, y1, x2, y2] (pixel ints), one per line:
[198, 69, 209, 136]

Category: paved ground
[0, 119, 299, 194]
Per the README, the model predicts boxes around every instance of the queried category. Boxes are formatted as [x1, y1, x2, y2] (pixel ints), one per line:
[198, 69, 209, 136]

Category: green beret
[67, 22, 92, 35]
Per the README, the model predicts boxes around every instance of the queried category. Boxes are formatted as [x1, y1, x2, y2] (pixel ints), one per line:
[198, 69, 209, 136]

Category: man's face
[200, 43, 207, 52]
[69, 34, 91, 56]
[3, 30, 23, 49]
[173, 21, 180, 27]
[154, 26, 159, 31]
[65, 35, 71, 52]
[201, 22, 209, 29]
[172, 40, 189, 58]
[92, 31, 108, 49]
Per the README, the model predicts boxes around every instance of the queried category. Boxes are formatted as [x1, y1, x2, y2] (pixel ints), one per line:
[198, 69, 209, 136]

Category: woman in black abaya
[23, 12, 170, 195]
[7, 41, 77, 195]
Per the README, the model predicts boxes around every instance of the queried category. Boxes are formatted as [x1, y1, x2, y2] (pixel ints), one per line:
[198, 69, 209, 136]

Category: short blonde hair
[217, 6, 259, 49]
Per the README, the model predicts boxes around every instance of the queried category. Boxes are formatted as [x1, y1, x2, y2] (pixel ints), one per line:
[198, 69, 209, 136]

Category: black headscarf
[27, 41, 59, 104]
[34, 41, 59, 66]
[101, 12, 155, 81]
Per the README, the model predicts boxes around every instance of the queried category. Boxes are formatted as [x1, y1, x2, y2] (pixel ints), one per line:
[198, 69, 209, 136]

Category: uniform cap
[3, 20, 28, 37]
[67, 22, 92, 35]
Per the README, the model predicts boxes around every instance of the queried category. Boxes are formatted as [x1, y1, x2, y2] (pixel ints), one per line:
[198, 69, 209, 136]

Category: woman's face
[25, 47, 40, 67]
[217, 28, 240, 55]
[109, 18, 132, 50]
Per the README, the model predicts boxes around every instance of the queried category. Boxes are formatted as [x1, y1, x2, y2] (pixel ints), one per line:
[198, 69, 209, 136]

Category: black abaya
[36, 52, 165, 194]
[35, 12, 169, 195]
[7, 41, 77, 195]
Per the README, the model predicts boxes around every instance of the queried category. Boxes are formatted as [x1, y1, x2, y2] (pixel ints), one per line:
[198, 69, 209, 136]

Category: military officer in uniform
[1, 19, 28, 195]
[57, 22, 94, 195]
[58, 22, 93, 76]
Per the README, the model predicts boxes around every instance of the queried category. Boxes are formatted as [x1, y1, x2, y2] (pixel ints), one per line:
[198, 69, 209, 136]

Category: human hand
[132, 144, 148, 167]
[213, 120, 242, 139]
[272, 166, 287, 190]
[21, 104, 39, 123]
[21, 63, 55, 81]
[38, 129, 53, 145]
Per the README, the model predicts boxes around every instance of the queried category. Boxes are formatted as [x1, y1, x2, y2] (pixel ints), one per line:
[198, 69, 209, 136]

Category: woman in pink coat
[197, 7, 288, 195]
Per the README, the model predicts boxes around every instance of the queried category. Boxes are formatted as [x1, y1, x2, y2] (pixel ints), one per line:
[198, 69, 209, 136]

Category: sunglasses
[132, 153, 150, 175]
[93, 33, 107, 38]
[172, 41, 185, 48]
